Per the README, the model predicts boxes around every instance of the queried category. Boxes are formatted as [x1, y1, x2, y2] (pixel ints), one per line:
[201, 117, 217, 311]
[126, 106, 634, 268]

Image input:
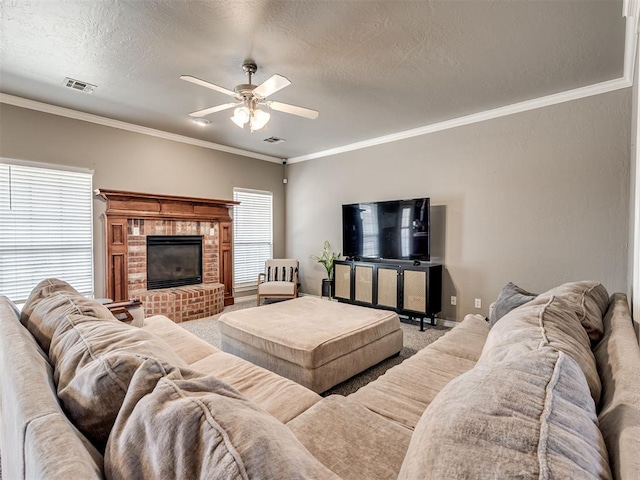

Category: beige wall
[287, 89, 632, 321]
[0, 103, 286, 298]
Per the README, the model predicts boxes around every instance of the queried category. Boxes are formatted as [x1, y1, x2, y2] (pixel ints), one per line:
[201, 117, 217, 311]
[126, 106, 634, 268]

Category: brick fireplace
[97, 190, 237, 322]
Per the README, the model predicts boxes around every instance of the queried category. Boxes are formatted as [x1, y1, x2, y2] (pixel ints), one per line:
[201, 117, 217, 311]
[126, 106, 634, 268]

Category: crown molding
[287, 77, 632, 164]
[624, 0, 640, 80]
[289, 7, 638, 164]
[623, 0, 640, 24]
[0, 93, 282, 164]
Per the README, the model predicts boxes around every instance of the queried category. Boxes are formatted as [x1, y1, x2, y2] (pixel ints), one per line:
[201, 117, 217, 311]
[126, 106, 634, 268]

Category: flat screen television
[342, 198, 430, 261]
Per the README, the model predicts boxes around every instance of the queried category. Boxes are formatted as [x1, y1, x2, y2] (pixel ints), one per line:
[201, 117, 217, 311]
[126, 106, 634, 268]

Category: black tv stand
[350, 256, 382, 263]
[333, 259, 442, 331]
[351, 257, 426, 266]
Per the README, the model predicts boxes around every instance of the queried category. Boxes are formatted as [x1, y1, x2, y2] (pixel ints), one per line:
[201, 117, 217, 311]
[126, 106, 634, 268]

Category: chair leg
[256, 295, 261, 306]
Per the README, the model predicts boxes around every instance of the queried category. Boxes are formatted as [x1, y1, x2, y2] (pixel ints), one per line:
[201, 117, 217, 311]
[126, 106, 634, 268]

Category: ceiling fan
[180, 62, 319, 132]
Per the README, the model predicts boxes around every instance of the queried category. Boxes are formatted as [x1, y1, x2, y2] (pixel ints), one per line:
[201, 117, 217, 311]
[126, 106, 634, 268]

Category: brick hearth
[138, 283, 224, 323]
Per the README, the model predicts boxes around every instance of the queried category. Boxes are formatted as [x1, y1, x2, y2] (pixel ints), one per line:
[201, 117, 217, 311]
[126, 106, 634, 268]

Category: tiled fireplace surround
[99, 190, 236, 323]
[128, 219, 224, 322]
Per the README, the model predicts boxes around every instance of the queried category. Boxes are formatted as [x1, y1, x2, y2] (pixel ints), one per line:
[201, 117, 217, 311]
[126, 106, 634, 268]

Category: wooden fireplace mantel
[96, 189, 239, 221]
[97, 189, 238, 306]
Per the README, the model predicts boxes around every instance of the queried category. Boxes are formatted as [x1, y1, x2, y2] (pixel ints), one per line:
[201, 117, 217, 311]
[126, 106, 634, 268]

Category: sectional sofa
[1, 278, 638, 479]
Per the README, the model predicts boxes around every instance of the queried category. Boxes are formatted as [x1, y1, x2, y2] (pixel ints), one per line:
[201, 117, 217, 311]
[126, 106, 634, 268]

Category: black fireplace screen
[146, 235, 203, 290]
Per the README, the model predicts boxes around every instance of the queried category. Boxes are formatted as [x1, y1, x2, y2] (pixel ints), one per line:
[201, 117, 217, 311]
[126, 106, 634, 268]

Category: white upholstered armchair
[257, 259, 299, 306]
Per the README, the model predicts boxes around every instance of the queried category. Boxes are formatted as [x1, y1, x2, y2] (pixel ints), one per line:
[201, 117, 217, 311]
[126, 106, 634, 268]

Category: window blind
[0, 162, 94, 302]
[233, 188, 273, 287]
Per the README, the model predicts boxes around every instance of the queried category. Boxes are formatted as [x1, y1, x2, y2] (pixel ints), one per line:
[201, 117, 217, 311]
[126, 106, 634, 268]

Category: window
[233, 188, 273, 288]
[400, 206, 411, 257]
[0, 161, 94, 302]
[360, 203, 379, 257]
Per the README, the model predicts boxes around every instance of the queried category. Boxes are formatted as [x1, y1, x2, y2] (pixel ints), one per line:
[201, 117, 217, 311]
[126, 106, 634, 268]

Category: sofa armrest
[104, 299, 145, 327]
[594, 293, 640, 479]
[0, 297, 103, 479]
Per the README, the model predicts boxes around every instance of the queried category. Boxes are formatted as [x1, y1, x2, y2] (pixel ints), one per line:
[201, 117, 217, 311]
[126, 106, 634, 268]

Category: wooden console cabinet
[334, 259, 442, 331]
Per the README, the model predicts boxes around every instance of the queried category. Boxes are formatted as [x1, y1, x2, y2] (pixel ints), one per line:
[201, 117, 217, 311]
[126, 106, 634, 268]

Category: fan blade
[180, 75, 236, 97]
[189, 103, 238, 117]
[267, 101, 319, 119]
[253, 74, 291, 98]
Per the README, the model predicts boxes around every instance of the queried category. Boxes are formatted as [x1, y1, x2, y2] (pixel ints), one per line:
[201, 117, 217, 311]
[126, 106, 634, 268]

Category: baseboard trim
[439, 318, 459, 328]
[233, 294, 257, 304]
[398, 315, 459, 329]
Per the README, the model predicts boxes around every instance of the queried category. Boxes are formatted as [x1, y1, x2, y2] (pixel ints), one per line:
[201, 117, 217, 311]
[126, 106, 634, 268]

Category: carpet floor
[180, 299, 450, 396]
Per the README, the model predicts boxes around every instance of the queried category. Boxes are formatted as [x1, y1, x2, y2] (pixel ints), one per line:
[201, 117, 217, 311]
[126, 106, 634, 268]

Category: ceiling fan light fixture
[250, 108, 270, 131]
[232, 106, 251, 126]
[192, 117, 211, 127]
[231, 114, 246, 128]
[182, 63, 318, 132]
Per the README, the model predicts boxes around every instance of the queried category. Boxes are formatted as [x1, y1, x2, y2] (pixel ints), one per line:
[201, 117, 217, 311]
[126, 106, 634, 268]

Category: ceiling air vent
[62, 77, 96, 94]
[263, 136, 285, 144]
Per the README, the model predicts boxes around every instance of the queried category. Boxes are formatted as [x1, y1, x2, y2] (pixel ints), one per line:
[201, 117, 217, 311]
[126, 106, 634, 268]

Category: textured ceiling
[0, 1, 627, 160]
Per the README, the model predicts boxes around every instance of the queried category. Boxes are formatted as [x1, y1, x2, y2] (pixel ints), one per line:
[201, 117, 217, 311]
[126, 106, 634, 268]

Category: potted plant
[311, 240, 340, 298]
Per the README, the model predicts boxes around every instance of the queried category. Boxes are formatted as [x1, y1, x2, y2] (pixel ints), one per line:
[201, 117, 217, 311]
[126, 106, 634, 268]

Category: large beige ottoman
[218, 296, 403, 393]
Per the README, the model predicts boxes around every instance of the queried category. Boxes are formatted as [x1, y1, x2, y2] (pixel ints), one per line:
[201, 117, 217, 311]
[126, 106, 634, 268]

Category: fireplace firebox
[147, 235, 203, 290]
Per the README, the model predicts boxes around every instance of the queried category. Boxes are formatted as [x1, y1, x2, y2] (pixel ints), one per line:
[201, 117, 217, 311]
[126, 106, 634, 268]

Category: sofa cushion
[105, 365, 340, 480]
[349, 314, 488, 430]
[349, 348, 476, 430]
[142, 314, 221, 365]
[593, 293, 640, 480]
[541, 280, 609, 342]
[425, 313, 490, 362]
[398, 348, 611, 480]
[21, 278, 78, 319]
[189, 351, 321, 424]
[488, 281, 537, 327]
[480, 294, 601, 403]
[287, 395, 412, 480]
[49, 314, 188, 450]
[144, 313, 321, 423]
[257, 280, 296, 295]
[20, 278, 116, 353]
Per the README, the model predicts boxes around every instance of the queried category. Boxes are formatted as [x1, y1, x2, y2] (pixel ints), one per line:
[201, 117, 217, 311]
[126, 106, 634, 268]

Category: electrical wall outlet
[450, 296, 457, 306]
[475, 298, 482, 309]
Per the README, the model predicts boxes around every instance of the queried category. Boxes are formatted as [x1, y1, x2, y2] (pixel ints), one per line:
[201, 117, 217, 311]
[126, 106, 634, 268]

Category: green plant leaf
[310, 240, 340, 279]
